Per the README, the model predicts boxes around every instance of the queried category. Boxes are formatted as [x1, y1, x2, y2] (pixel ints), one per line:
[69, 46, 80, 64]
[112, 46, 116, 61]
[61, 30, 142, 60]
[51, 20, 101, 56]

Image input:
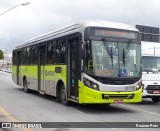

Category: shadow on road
[68, 102, 136, 114]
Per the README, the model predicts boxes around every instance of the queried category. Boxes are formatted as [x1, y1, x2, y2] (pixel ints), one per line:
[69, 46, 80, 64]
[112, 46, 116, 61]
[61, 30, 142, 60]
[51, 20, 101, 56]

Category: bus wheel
[23, 79, 30, 93]
[151, 97, 160, 103]
[61, 85, 69, 106]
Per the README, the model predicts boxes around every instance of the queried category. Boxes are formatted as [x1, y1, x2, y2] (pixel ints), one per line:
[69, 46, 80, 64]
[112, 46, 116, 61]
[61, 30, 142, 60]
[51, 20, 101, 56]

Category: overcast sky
[0, 0, 160, 54]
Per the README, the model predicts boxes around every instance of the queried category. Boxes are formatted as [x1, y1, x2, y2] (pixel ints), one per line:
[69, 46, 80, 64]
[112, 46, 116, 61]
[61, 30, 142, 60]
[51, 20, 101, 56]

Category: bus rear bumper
[79, 85, 142, 104]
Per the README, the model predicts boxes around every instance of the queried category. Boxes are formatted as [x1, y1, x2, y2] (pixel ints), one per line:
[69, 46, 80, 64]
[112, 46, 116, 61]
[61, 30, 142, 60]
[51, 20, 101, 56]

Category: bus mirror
[81, 42, 85, 59]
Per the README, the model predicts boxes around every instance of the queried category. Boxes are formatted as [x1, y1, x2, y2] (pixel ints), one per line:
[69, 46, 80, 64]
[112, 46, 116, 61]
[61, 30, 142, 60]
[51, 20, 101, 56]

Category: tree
[0, 49, 4, 59]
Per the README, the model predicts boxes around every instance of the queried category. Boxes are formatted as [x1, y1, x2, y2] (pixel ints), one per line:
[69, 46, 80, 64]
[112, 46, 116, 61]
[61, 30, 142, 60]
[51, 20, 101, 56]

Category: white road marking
[118, 103, 160, 118]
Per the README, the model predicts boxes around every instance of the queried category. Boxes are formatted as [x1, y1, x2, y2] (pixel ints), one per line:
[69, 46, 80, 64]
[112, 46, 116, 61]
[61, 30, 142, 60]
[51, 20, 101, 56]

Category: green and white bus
[12, 20, 142, 105]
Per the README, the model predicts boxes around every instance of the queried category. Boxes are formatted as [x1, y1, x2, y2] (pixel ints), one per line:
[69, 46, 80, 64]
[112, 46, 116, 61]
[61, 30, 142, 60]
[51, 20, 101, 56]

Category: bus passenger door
[67, 36, 81, 101]
[38, 45, 46, 92]
[17, 51, 22, 85]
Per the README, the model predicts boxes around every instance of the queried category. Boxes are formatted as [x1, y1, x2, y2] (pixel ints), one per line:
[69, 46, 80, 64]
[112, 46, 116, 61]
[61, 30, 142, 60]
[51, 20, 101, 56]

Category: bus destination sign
[91, 28, 138, 39]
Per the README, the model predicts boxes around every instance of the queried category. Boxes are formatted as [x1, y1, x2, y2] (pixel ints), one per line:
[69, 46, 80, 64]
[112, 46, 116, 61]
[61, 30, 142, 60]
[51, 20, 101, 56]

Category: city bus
[12, 20, 142, 105]
[142, 42, 160, 102]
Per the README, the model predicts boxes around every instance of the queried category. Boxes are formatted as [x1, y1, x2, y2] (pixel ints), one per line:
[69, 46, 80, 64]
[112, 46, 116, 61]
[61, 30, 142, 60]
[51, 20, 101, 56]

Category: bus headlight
[136, 81, 144, 90]
[136, 84, 141, 90]
[83, 77, 99, 91]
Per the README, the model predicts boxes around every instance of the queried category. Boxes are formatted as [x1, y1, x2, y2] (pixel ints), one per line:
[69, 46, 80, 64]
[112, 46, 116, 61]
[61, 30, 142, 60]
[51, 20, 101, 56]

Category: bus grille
[102, 94, 134, 99]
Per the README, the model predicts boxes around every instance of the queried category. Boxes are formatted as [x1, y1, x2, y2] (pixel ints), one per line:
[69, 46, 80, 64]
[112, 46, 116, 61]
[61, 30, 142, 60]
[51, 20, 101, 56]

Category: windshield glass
[84, 40, 141, 77]
[142, 56, 160, 71]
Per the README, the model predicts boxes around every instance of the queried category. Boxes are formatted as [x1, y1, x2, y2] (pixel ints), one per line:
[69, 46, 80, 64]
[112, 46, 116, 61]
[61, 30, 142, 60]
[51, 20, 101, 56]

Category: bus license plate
[114, 100, 123, 103]
[153, 90, 160, 94]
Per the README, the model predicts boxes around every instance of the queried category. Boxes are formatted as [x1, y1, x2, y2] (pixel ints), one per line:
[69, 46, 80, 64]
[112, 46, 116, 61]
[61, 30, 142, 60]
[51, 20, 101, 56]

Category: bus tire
[23, 78, 30, 93]
[151, 97, 160, 103]
[60, 85, 70, 106]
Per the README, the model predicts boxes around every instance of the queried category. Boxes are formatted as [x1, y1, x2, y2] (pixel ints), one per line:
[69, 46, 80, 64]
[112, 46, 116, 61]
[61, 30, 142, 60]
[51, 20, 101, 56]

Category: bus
[12, 20, 142, 105]
[142, 42, 160, 102]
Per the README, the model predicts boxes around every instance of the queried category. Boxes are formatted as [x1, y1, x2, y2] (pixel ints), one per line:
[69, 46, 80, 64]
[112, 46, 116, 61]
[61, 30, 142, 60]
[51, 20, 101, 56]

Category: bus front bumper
[79, 85, 142, 104]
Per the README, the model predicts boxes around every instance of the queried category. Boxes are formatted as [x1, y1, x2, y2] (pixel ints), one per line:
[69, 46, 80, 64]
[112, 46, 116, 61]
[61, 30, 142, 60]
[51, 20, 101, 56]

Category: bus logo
[45, 70, 55, 76]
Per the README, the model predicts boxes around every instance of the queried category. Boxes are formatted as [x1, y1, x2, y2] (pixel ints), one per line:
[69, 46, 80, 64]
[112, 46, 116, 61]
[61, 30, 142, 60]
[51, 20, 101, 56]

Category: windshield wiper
[124, 40, 131, 58]
[123, 48, 125, 66]
[102, 38, 112, 58]
[123, 40, 131, 66]
[102, 38, 113, 68]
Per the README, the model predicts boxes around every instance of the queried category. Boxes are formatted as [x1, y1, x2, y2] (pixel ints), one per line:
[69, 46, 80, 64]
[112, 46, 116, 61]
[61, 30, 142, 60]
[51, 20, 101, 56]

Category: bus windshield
[142, 56, 160, 71]
[84, 40, 141, 77]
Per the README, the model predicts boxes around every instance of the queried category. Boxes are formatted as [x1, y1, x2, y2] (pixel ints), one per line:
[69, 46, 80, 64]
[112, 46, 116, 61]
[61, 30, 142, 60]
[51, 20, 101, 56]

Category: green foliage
[0, 49, 4, 59]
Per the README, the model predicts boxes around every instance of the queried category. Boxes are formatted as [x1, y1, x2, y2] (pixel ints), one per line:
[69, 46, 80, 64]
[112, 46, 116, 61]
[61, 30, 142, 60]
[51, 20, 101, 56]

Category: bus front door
[67, 36, 80, 101]
[38, 45, 46, 93]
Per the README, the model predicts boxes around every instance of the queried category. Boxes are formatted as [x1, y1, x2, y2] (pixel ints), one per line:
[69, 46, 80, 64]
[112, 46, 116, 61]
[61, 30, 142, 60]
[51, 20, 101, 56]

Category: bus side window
[56, 39, 66, 64]
[26, 47, 31, 65]
[12, 50, 17, 65]
[22, 48, 27, 65]
[47, 41, 56, 64]
[30, 46, 37, 65]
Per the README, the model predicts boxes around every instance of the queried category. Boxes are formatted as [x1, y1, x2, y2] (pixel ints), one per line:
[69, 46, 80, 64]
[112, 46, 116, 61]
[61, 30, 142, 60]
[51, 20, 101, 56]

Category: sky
[0, 0, 160, 55]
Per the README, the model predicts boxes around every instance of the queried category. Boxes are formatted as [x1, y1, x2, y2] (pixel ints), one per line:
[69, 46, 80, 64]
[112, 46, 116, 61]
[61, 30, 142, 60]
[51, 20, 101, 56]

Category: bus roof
[77, 20, 138, 31]
[15, 20, 139, 49]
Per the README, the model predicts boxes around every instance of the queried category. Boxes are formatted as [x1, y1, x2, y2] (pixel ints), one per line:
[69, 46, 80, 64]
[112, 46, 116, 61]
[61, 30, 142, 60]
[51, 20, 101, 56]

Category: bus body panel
[20, 65, 38, 90]
[12, 65, 67, 96]
[82, 73, 140, 92]
[44, 65, 67, 96]
[78, 80, 142, 103]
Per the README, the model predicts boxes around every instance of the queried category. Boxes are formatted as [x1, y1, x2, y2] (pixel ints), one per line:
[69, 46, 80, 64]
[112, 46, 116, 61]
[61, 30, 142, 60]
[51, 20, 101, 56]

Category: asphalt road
[0, 71, 160, 131]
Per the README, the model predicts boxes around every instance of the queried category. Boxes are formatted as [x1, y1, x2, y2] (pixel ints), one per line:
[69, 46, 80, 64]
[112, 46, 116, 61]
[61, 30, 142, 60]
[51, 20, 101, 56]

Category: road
[0, 71, 160, 131]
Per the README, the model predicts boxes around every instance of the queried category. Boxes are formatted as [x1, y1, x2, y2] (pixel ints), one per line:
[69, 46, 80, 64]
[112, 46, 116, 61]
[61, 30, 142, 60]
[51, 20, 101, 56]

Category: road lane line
[0, 106, 19, 122]
[117, 104, 160, 118]
[0, 106, 31, 131]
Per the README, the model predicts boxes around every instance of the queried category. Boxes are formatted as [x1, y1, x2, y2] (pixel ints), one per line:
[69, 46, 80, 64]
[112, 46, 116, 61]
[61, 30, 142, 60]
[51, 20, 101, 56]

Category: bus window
[30, 46, 37, 65]
[26, 47, 30, 65]
[47, 41, 56, 64]
[56, 39, 66, 64]
[12, 50, 17, 65]
[22, 48, 27, 65]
